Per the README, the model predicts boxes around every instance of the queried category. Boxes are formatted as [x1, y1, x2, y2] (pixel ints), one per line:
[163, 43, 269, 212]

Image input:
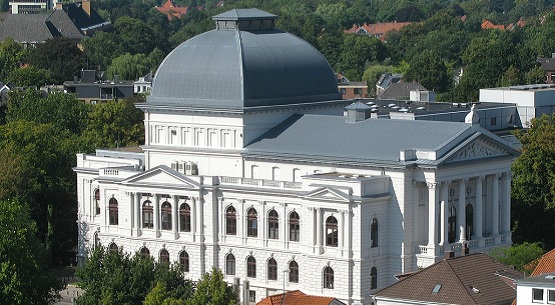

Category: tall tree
[0, 38, 27, 80]
[187, 267, 238, 305]
[26, 38, 84, 84]
[0, 199, 65, 304]
[405, 49, 451, 92]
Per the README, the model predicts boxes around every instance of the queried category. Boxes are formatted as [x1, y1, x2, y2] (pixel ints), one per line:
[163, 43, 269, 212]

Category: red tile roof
[156, 0, 188, 20]
[531, 247, 555, 276]
[481, 20, 506, 30]
[373, 253, 523, 305]
[344, 22, 413, 40]
[256, 290, 343, 305]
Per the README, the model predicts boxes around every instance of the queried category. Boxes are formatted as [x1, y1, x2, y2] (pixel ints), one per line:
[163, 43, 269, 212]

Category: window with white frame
[548, 289, 555, 303]
[533, 288, 544, 302]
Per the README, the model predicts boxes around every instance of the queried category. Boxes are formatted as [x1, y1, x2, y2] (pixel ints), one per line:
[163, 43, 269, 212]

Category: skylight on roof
[432, 283, 441, 293]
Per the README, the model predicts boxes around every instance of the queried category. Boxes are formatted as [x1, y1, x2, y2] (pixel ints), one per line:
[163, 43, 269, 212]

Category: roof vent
[345, 101, 371, 123]
[545, 275, 555, 280]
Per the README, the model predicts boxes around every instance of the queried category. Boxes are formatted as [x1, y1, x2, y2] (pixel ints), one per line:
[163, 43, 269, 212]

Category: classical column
[282, 203, 288, 247]
[502, 172, 512, 236]
[474, 176, 484, 242]
[440, 182, 449, 246]
[427, 182, 439, 248]
[154, 194, 160, 238]
[317, 208, 323, 251]
[172, 195, 179, 239]
[339, 211, 345, 251]
[492, 174, 500, 237]
[134, 192, 141, 236]
[128, 192, 134, 232]
[458, 179, 467, 242]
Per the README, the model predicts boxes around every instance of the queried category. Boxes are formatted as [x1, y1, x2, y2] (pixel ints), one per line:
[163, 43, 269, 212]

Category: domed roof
[148, 9, 341, 109]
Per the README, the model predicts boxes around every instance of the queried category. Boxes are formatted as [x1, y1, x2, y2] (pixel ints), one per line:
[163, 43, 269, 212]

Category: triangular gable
[122, 165, 198, 189]
[302, 187, 350, 202]
[440, 134, 518, 165]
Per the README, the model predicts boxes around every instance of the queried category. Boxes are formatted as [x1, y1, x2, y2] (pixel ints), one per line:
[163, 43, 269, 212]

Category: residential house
[515, 272, 555, 305]
[64, 70, 134, 103]
[377, 81, 427, 100]
[537, 55, 555, 84]
[57, 0, 111, 35]
[344, 22, 412, 41]
[256, 290, 345, 305]
[156, 0, 189, 21]
[375, 73, 402, 96]
[134, 72, 154, 94]
[337, 73, 367, 99]
[530, 248, 555, 277]
[372, 252, 523, 305]
[75, 9, 517, 305]
[0, 10, 85, 46]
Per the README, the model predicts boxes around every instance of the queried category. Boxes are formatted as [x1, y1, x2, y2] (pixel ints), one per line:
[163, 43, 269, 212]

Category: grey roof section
[378, 81, 427, 99]
[244, 114, 475, 165]
[212, 8, 276, 20]
[0, 10, 84, 43]
[516, 272, 555, 285]
[538, 57, 555, 71]
[149, 9, 340, 109]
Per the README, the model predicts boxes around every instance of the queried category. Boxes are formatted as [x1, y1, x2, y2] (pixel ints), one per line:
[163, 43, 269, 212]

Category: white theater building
[74, 9, 518, 305]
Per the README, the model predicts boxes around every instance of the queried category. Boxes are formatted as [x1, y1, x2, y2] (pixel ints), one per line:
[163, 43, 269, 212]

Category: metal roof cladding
[149, 8, 341, 109]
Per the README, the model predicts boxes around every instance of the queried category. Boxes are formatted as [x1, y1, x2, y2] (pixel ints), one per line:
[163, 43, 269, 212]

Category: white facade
[9, 0, 52, 13]
[516, 273, 555, 305]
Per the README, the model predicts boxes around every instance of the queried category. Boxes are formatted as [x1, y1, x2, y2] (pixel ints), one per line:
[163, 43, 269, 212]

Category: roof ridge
[444, 255, 481, 305]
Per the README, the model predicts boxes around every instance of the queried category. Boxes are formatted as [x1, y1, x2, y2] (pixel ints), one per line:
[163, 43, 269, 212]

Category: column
[134, 193, 141, 236]
[316, 208, 323, 252]
[502, 172, 512, 237]
[192, 198, 197, 241]
[172, 195, 179, 239]
[458, 179, 467, 242]
[474, 176, 484, 243]
[282, 203, 288, 247]
[492, 174, 500, 237]
[440, 182, 449, 246]
[427, 182, 439, 248]
[128, 192, 134, 232]
[154, 194, 160, 238]
[340, 211, 345, 252]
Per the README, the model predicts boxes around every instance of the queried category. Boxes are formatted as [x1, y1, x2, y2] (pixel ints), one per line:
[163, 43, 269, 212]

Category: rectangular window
[549, 290, 555, 303]
[354, 88, 363, 94]
[534, 288, 544, 302]
[340, 88, 346, 94]
[490, 117, 497, 126]
[248, 290, 256, 303]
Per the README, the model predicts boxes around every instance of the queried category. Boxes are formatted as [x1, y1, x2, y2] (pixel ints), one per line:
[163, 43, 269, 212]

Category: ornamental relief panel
[449, 140, 505, 162]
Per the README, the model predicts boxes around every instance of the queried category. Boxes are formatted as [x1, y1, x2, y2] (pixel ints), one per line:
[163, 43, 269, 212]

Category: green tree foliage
[114, 16, 157, 55]
[26, 37, 84, 84]
[498, 65, 521, 87]
[405, 49, 451, 92]
[362, 64, 394, 97]
[81, 97, 145, 150]
[82, 31, 122, 71]
[337, 34, 388, 80]
[525, 66, 547, 84]
[0, 37, 28, 80]
[187, 267, 238, 305]
[6, 65, 52, 88]
[512, 114, 555, 246]
[490, 242, 544, 274]
[106, 49, 162, 80]
[76, 246, 193, 305]
[0, 200, 65, 304]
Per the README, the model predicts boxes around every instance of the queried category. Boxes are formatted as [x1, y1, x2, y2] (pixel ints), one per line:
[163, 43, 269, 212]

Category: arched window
[324, 266, 334, 289]
[289, 211, 300, 242]
[108, 242, 118, 252]
[268, 210, 279, 239]
[226, 206, 236, 235]
[247, 256, 256, 278]
[371, 267, 378, 289]
[94, 188, 100, 215]
[289, 261, 299, 283]
[371, 218, 378, 248]
[226, 254, 235, 275]
[466, 204, 474, 240]
[140, 247, 150, 258]
[268, 258, 278, 280]
[109, 198, 118, 225]
[247, 208, 258, 237]
[142, 200, 153, 229]
[161, 201, 172, 230]
[180, 251, 189, 272]
[326, 216, 338, 247]
[180, 203, 191, 232]
[160, 249, 170, 265]
[448, 206, 457, 243]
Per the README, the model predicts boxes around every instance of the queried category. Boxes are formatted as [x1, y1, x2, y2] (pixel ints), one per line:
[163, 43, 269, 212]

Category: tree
[337, 34, 388, 80]
[114, 16, 157, 55]
[76, 246, 193, 305]
[490, 242, 544, 274]
[525, 66, 547, 84]
[187, 267, 237, 305]
[0, 199, 65, 304]
[512, 114, 555, 246]
[0, 38, 28, 80]
[26, 37, 84, 84]
[405, 49, 451, 92]
[82, 31, 122, 71]
[80, 97, 144, 151]
[6, 65, 52, 88]
[498, 65, 521, 87]
[362, 64, 394, 97]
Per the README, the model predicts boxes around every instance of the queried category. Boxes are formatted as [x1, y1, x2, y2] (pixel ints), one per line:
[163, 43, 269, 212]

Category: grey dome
[149, 9, 341, 109]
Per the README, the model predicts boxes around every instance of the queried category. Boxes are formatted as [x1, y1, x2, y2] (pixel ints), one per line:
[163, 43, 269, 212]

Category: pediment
[122, 165, 198, 188]
[302, 187, 350, 202]
[443, 136, 516, 164]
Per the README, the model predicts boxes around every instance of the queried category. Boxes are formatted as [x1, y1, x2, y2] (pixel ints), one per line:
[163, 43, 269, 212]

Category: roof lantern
[213, 8, 276, 31]
[345, 101, 372, 123]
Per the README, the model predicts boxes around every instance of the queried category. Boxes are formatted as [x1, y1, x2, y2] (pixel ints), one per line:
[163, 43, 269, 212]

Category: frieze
[450, 140, 504, 162]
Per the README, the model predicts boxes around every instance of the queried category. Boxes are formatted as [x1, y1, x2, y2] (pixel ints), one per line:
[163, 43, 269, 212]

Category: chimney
[461, 243, 469, 255]
[55, 1, 63, 10]
[444, 251, 455, 259]
[82, 0, 91, 16]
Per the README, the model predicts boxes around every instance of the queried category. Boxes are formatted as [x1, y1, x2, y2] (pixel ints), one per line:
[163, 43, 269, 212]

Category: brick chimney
[82, 0, 91, 16]
[55, 1, 63, 10]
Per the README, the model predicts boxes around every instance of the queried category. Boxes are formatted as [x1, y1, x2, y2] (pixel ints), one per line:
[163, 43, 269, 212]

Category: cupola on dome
[149, 8, 341, 109]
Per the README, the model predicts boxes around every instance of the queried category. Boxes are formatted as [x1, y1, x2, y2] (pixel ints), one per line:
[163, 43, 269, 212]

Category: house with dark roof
[373, 253, 523, 305]
[63, 70, 134, 103]
[57, 0, 111, 35]
[537, 55, 555, 83]
[256, 290, 345, 305]
[336, 73, 368, 99]
[515, 272, 555, 305]
[0, 10, 84, 46]
[377, 81, 427, 100]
